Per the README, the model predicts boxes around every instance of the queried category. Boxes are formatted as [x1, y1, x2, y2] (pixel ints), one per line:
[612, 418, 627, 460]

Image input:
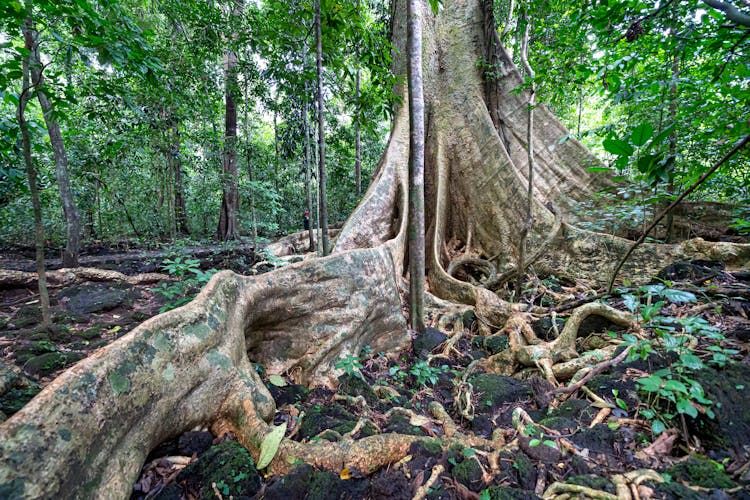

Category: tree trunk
[304, 93, 315, 252]
[1, 1, 748, 497]
[19, 21, 51, 328]
[316, 0, 331, 255]
[244, 80, 258, 252]
[217, 1, 242, 241]
[172, 116, 190, 235]
[24, 22, 81, 268]
[407, 0, 426, 333]
[355, 68, 362, 198]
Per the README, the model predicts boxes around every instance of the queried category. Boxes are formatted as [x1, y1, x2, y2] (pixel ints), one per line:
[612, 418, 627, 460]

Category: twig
[548, 346, 631, 396]
[608, 134, 750, 292]
[412, 464, 445, 500]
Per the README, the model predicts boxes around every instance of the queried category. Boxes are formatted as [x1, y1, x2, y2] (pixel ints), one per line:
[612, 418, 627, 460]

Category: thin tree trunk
[217, 1, 242, 241]
[20, 21, 51, 327]
[304, 93, 315, 251]
[316, 0, 330, 255]
[24, 23, 80, 267]
[515, 7, 535, 299]
[244, 80, 258, 252]
[407, 0, 425, 333]
[172, 116, 189, 235]
[665, 47, 679, 243]
[355, 68, 362, 198]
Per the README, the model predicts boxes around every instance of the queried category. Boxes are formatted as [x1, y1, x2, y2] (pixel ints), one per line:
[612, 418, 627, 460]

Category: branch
[607, 134, 750, 292]
[703, 0, 750, 27]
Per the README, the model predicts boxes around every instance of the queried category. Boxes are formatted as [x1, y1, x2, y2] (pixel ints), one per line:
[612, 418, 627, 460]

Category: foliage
[152, 255, 217, 312]
[409, 360, 448, 387]
[335, 353, 364, 378]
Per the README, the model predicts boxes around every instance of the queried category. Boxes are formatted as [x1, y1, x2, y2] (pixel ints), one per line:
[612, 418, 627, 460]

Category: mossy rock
[298, 404, 360, 440]
[57, 283, 137, 314]
[23, 351, 84, 376]
[77, 326, 104, 340]
[10, 305, 44, 329]
[160, 440, 261, 499]
[307, 470, 343, 500]
[338, 373, 379, 406]
[484, 335, 509, 355]
[566, 474, 616, 494]
[471, 373, 531, 408]
[538, 416, 576, 432]
[371, 468, 410, 500]
[544, 398, 596, 422]
[0, 361, 41, 418]
[409, 439, 443, 458]
[664, 456, 735, 489]
[264, 464, 314, 500]
[13, 340, 58, 364]
[413, 327, 448, 357]
[452, 456, 484, 492]
[570, 424, 615, 455]
[383, 412, 426, 436]
[479, 486, 540, 500]
[268, 383, 310, 407]
[512, 453, 536, 491]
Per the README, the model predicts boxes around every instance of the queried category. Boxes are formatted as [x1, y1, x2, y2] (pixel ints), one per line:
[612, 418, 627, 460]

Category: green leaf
[428, 0, 442, 14]
[630, 123, 653, 146]
[676, 399, 698, 418]
[603, 138, 634, 157]
[661, 289, 697, 304]
[257, 422, 287, 469]
[622, 294, 639, 312]
[651, 420, 666, 435]
[268, 374, 287, 387]
[679, 353, 704, 370]
[663, 380, 688, 394]
[637, 375, 663, 393]
[651, 124, 675, 146]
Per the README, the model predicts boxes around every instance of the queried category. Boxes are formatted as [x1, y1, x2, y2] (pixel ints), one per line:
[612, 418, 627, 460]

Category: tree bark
[355, 68, 362, 198]
[316, 0, 331, 255]
[407, 0, 426, 333]
[172, 116, 190, 235]
[19, 21, 51, 328]
[23, 22, 81, 268]
[217, 1, 242, 241]
[304, 92, 315, 252]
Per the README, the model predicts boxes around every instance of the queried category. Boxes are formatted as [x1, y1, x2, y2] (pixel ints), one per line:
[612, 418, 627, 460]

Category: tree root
[0, 267, 172, 288]
[543, 468, 663, 500]
[485, 302, 638, 384]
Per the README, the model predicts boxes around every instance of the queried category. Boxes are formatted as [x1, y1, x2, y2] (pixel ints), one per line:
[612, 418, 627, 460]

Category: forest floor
[1, 239, 750, 499]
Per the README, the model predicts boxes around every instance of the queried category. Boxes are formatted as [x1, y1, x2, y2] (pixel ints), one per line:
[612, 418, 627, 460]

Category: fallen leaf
[268, 374, 287, 387]
[257, 422, 287, 469]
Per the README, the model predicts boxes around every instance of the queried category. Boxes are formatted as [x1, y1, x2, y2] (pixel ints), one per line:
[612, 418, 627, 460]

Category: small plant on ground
[152, 255, 217, 312]
[335, 354, 364, 379]
[409, 360, 448, 387]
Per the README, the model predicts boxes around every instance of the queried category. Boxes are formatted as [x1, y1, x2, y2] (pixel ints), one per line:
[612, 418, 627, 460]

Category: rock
[23, 351, 84, 376]
[413, 327, 448, 357]
[371, 468, 410, 500]
[299, 403, 377, 440]
[484, 334, 509, 355]
[177, 431, 214, 456]
[159, 440, 261, 499]
[338, 373, 378, 406]
[657, 259, 724, 282]
[264, 464, 313, 500]
[57, 283, 137, 314]
[570, 424, 615, 455]
[383, 412, 426, 436]
[664, 456, 735, 489]
[268, 383, 310, 407]
[471, 373, 531, 409]
[0, 361, 41, 419]
[452, 456, 484, 492]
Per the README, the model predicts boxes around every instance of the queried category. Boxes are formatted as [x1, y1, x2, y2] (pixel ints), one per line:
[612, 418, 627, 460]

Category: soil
[2, 242, 750, 499]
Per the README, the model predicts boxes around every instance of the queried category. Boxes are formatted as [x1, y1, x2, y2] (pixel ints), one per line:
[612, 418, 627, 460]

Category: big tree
[1, 0, 748, 496]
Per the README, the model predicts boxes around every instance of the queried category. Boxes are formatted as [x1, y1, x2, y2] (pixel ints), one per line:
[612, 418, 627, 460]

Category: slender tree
[19, 21, 51, 327]
[316, 0, 331, 255]
[22, 20, 81, 267]
[217, 0, 243, 241]
[407, 0, 425, 333]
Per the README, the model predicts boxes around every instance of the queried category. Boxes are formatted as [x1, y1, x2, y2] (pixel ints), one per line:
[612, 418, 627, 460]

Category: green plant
[335, 354, 364, 378]
[409, 360, 448, 387]
[152, 256, 217, 312]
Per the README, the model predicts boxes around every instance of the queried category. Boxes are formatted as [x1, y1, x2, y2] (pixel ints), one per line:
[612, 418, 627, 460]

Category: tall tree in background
[19, 20, 51, 327]
[217, 0, 243, 241]
[22, 19, 81, 267]
[316, 0, 331, 255]
[407, 0, 425, 333]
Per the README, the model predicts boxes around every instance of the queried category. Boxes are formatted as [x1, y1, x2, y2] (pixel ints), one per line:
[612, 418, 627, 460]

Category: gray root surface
[1, 0, 748, 497]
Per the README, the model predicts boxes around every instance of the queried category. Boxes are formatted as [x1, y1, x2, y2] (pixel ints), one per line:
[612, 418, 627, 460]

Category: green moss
[207, 349, 232, 371]
[665, 456, 735, 489]
[480, 486, 539, 500]
[452, 457, 483, 491]
[24, 352, 83, 376]
[338, 373, 378, 406]
[484, 335, 509, 355]
[78, 326, 103, 340]
[567, 474, 615, 494]
[538, 416, 576, 431]
[307, 470, 342, 499]
[108, 370, 131, 395]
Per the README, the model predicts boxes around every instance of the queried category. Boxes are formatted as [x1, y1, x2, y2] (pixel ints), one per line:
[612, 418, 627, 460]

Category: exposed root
[412, 464, 445, 500]
[543, 468, 663, 500]
[0, 267, 171, 287]
[446, 258, 496, 286]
